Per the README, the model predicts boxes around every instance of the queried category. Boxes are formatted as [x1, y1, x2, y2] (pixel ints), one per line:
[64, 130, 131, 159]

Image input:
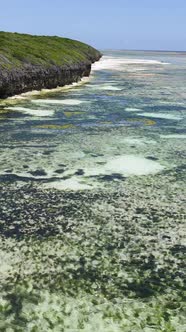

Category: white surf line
[6, 106, 55, 117]
[31, 99, 87, 105]
[92, 56, 170, 71]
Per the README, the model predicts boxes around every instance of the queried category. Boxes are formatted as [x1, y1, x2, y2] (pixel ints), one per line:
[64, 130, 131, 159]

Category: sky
[1, 0, 186, 51]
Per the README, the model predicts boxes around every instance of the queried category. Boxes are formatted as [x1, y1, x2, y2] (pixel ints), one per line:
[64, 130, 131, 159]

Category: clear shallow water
[0, 51, 185, 331]
[0, 52, 186, 187]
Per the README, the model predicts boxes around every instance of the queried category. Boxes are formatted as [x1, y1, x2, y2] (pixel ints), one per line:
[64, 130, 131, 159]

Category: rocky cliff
[0, 32, 102, 98]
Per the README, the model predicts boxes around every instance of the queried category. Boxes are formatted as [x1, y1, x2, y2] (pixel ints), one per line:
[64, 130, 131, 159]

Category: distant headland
[0, 31, 102, 98]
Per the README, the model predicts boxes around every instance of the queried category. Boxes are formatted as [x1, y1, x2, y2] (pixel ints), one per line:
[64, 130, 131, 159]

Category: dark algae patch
[29, 169, 47, 176]
[0, 178, 185, 331]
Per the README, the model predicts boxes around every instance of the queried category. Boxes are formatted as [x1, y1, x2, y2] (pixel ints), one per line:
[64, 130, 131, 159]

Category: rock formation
[0, 32, 101, 98]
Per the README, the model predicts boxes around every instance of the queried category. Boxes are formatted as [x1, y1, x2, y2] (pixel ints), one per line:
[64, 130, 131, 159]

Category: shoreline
[0, 61, 100, 102]
[0, 76, 91, 106]
[0, 57, 102, 107]
[0, 31, 102, 99]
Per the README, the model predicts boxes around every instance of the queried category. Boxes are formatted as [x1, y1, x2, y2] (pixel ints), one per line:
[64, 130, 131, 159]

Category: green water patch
[35, 124, 75, 130]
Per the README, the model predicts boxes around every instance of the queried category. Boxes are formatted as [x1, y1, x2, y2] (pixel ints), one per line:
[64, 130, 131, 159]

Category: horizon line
[101, 48, 186, 53]
[1, 30, 186, 53]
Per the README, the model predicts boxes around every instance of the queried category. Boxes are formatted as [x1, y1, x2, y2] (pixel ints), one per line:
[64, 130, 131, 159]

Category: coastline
[0, 59, 102, 107]
[0, 60, 101, 100]
[0, 76, 92, 106]
[0, 49, 185, 331]
[0, 32, 102, 99]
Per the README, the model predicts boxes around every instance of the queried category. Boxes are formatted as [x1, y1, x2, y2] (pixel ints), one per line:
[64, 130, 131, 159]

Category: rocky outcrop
[0, 58, 100, 99]
[0, 32, 101, 98]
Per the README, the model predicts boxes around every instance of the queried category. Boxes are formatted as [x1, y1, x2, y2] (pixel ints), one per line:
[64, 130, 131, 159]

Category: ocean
[0, 50, 185, 331]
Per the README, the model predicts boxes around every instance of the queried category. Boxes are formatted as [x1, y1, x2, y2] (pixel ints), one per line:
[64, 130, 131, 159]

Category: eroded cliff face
[0, 32, 102, 98]
[0, 57, 101, 98]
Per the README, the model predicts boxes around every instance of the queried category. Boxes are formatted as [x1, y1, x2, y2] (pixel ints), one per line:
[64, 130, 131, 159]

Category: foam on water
[6, 107, 55, 117]
[138, 112, 183, 120]
[92, 56, 170, 71]
[32, 99, 87, 105]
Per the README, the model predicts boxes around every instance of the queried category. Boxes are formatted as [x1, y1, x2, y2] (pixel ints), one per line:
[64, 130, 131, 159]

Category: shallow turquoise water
[0, 51, 185, 331]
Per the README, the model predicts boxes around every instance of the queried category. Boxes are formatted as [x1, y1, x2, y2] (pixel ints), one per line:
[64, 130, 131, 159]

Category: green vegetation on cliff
[0, 31, 101, 98]
[0, 31, 101, 69]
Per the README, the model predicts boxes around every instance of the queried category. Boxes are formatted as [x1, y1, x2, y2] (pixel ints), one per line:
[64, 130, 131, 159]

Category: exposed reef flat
[0, 171, 185, 330]
[0, 48, 185, 331]
[0, 32, 101, 98]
